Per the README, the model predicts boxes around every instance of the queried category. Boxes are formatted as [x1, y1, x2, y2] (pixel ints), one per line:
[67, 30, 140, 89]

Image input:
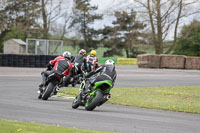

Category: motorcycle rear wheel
[85, 90, 103, 111]
[42, 82, 55, 100]
[63, 76, 71, 87]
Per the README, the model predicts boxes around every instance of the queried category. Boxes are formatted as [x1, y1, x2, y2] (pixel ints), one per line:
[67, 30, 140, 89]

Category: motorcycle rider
[84, 59, 117, 94]
[39, 51, 72, 92]
[85, 50, 99, 72]
[62, 49, 87, 87]
[71, 49, 87, 75]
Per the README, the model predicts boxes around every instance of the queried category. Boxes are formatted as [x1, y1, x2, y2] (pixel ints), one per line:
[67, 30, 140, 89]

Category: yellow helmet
[90, 50, 96, 56]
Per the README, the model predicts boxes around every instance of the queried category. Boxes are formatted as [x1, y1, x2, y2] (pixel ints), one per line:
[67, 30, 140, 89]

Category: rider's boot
[38, 84, 44, 94]
[39, 83, 43, 88]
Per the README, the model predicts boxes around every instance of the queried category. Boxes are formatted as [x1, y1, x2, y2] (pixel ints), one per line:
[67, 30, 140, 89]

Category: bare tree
[133, 0, 200, 54]
[41, 0, 68, 39]
[51, 12, 72, 53]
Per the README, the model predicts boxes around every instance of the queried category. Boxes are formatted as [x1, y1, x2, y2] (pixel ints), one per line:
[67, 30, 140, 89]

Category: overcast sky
[93, 0, 200, 40]
[58, 0, 200, 39]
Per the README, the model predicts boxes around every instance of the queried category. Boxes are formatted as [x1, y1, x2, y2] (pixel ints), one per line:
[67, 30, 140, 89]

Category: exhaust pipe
[56, 88, 60, 92]
[106, 94, 111, 100]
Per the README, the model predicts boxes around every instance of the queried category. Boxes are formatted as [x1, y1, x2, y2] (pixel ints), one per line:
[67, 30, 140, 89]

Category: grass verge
[0, 119, 114, 133]
[59, 86, 200, 114]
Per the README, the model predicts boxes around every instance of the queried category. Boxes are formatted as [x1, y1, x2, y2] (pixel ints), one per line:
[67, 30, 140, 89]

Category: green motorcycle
[72, 78, 113, 111]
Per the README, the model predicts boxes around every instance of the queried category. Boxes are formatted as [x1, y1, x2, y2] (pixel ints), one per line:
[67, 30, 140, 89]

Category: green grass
[59, 86, 200, 114]
[98, 57, 117, 64]
[63, 46, 127, 58]
[0, 119, 114, 133]
[61, 45, 128, 58]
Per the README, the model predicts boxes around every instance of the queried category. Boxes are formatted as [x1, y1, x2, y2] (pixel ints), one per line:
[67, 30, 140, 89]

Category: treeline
[0, 0, 200, 57]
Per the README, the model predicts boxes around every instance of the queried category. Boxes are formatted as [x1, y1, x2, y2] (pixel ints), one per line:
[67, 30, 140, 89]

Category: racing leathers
[85, 54, 99, 72]
[85, 64, 117, 92]
[71, 54, 87, 75]
[40, 56, 72, 87]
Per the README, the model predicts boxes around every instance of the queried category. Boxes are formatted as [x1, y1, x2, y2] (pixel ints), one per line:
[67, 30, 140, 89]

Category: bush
[173, 20, 200, 56]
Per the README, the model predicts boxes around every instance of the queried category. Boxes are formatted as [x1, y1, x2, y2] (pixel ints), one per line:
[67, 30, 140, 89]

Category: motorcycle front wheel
[85, 90, 103, 111]
[72, 95, 81, 109]
[42, 82, 55, 100]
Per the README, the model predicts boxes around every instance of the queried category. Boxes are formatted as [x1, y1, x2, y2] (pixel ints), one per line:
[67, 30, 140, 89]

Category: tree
[134, 0, 200, 54]
[41, 0, 67, 39]
[0, 0, 41, 33]
[173, 20, 200, 56]
[70, 0, 102, 51]
[0, 0, 41, 52]
[103, 10, 146, 58]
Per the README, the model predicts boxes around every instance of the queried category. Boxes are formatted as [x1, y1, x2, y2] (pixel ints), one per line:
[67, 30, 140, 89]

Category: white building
[3, 39, 26, 54]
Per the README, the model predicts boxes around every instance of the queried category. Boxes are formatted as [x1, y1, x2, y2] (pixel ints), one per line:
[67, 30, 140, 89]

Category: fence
[26, 38, 63, 55]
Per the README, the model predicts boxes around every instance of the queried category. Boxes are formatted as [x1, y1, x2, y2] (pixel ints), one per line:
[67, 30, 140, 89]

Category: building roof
[11, 39, 26, 45]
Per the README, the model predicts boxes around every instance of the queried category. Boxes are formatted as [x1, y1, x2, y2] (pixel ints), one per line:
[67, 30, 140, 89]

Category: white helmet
[63, 51, 71, 59]
[105, 59, 115, 65]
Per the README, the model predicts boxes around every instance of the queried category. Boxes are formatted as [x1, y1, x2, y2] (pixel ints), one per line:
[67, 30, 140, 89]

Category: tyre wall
[1, 54, 200, 69]
[0, 54, 57, 67]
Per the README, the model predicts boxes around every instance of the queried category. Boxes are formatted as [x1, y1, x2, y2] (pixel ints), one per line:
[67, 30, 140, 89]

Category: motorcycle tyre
[72, 83, 76, 87]
[42, 82, 55, 100]
[38, 93, 42, 99]
[63, 76, 71, 87]
[85, 90, 103, 111]
[72, 95, 81, 109]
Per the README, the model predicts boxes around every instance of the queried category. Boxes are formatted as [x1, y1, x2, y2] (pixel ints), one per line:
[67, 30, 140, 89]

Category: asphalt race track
[0, 66, 200, 133]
